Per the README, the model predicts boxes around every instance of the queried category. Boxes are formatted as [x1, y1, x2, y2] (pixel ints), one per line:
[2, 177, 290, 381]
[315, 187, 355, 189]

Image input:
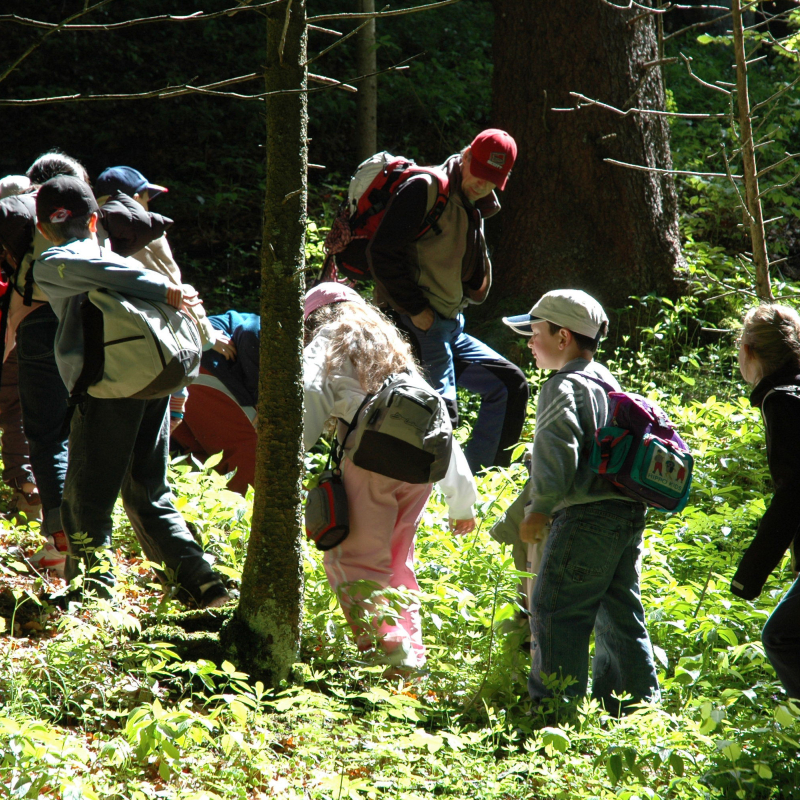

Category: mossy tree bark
[222, 0, 307, 685]
[488, 0, 683, 313]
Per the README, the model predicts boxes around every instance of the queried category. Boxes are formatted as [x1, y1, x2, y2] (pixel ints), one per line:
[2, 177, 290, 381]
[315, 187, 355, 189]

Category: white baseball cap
[503, 289, 608, 339]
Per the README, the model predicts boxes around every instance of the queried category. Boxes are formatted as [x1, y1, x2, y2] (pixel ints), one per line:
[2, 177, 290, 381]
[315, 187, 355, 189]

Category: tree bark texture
[489, 0, 683, 313]
[356, 0, 378, 161]
[223, 0, 307, 685]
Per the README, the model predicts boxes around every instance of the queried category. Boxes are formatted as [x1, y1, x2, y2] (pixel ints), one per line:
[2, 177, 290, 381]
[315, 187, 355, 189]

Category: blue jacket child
[34, 175, 228, 607]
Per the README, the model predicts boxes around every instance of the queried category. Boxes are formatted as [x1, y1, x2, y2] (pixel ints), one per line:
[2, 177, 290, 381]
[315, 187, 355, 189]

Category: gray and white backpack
[74, 288, 201, 400]
[340, 372, 453, 484]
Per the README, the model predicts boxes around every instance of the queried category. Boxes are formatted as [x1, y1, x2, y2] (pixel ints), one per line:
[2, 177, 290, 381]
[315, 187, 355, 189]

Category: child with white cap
[303, 283, 477, 671]
[502, 289, 659, 713]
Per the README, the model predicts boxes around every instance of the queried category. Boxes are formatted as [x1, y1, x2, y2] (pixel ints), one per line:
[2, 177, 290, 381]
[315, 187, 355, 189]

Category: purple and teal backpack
[576, 373, 693, 513]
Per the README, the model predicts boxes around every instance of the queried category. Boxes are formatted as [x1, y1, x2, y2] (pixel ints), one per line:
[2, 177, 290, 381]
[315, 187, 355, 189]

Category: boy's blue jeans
[763, 576, 800, 699]
[62, 395, 215, 598]
[16, 305, 68, 536]
[399, 311, 528, 474]
[528, 499, 660, 712]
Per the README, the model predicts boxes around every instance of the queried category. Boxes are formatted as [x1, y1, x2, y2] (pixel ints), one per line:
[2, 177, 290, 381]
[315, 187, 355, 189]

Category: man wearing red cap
[367, 129, 528, 473]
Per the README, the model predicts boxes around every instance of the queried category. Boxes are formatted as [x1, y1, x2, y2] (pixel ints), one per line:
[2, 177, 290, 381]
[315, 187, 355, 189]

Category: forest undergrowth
[1, 20, 800, 800]
[0, 252, 798, 800]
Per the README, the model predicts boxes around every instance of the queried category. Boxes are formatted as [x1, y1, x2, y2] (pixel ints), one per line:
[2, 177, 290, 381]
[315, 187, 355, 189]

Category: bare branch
[308, 0, 462, 23]
[0, 58, 416, 106]
[756, 151, 800, 179]
[604, 157, 743, 179]
[680, 53, 732, 95]
[0, 0, 116, 85]
[308, 73, 357, 92]
[307, 24, 342, 36]
[663, 0, 760, 41]
[0, 72, 262, 106]
[0, 1, 285, 32]
[698, 262, 758, 299]
[765, 32, 800, 58]
[751, 72, 800, 113]
[622, 57, 679, 109]
[305, 5, 390, 68]
[598, 0, 669, 12]
[561, 91, 727, 119]
[720, 146, 752, 224]
[759, 169, 800, 199]
[279, 0, 293, 65]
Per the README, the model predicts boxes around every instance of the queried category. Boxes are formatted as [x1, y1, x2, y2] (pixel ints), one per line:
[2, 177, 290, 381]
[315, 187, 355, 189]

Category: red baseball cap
[468, 129, 517, 191]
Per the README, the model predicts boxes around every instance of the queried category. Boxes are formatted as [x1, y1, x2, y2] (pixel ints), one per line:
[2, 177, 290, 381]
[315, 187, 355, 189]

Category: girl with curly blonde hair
[303, 283, 477, 671]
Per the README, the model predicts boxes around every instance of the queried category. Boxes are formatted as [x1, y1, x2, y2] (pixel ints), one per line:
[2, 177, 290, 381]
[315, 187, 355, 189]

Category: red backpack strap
[406, 167, 449, 239]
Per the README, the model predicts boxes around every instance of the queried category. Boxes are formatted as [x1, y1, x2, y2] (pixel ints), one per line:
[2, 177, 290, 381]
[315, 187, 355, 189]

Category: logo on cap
[49, 208, 73, 223]
[487, 152, 507, 169]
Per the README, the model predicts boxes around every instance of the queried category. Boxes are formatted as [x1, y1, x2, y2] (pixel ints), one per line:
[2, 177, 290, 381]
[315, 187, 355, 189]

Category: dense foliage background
[1, 2, 800, 798]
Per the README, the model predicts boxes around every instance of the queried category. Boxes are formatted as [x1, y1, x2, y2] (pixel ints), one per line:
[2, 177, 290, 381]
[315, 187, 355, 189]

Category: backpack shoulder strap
[332, 390, 374, 470]
[559, 370, 616, 394]
[405, 167, 449, 239]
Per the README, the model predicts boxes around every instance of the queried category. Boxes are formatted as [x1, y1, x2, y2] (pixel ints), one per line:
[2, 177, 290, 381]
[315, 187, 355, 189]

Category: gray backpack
[340, 373, 453, 484]
[74, 288, 201, 400]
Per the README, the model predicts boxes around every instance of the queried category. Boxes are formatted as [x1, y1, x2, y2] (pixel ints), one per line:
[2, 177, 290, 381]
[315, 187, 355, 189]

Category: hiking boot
[197, 579, 232, 609]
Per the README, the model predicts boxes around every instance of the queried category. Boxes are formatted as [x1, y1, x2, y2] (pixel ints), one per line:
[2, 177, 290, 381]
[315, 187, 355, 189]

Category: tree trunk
[731, 0, 772, 301]
[221, 0, 307, 685]
[488, 0, 683, 314]
[356, 0, 378, 161]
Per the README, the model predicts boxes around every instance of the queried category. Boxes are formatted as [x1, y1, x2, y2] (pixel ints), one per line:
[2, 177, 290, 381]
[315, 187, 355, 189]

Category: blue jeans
[16, 305, 68, 535]
[528, 499, 659, 712]
[62, 395, 216, 598]
[399, 311, 528, 473]
[763, 576, 800, 699]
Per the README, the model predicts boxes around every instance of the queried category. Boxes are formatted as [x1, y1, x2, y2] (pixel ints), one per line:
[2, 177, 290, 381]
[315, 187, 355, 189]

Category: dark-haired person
[26, 150, 89, 188]
[33, 175, 229, 607]
[6, 155, 175, 572]
[0, 181, 40, 523]
[95, 166, 235, 427]
[367, 129, 529, 474]
[172, 310, 260, 495]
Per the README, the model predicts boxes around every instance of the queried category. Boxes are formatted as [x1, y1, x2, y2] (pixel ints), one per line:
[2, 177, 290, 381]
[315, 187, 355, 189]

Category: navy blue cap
[95, 166, 167, 200]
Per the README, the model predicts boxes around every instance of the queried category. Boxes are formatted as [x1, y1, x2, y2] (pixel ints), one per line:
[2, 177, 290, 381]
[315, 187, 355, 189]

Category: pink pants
[324, 458, 432, 666]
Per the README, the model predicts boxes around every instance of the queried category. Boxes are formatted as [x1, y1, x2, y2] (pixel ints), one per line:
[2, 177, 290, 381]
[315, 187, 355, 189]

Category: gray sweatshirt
[528, 357, 636, 515]
[34, 237, 173, 393]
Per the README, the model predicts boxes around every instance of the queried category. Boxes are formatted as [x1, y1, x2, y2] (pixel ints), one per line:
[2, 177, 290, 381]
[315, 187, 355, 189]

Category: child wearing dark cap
[33, 175, 228, 607]
[502, 289, 659, 713]
[95, 166, 236, 429]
